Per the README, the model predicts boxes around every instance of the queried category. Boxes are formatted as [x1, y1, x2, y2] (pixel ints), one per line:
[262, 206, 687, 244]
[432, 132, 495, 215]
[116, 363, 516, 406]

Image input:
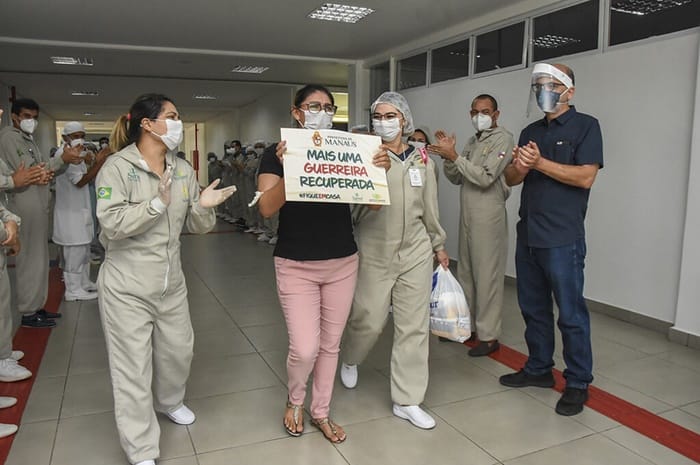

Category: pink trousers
[274, 253, 359, 418]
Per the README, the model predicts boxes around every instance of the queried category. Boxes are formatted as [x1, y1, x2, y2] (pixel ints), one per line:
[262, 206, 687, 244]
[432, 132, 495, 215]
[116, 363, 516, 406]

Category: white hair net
[371, 92, 415, 136]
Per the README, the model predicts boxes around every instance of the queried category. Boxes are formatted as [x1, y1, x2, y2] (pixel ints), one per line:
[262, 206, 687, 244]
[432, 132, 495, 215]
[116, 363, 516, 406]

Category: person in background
[429, 94, 514, 356]
[408, 128, 430, 146]
[340, 92, 448, 430]
[0, 109, 30, 439]
[243, 142, 265, 235]
[499, 63, 603, 417]
[207, 152, 223, 185]
[96, 93, 236, 465]
[53, 122, 111, 301]
[0, 98, 83, 328]
[257, 84, 390, 444]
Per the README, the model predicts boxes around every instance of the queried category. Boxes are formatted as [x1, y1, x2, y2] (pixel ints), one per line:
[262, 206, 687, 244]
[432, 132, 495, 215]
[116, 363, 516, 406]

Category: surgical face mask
[151, 119, 183, 151]
[301, 110, 333, 130]
[19, 118, 37, 135]
[471, 114, 493, 132]
[100, 142, 109, 149]
[536, 88, 568, 113]
[69, 138, 84, 147]
[408, 140, 425, 149]
[254, 147, 264, 156]
[372, 118, 402, 142]
[225, 148, 235, 155]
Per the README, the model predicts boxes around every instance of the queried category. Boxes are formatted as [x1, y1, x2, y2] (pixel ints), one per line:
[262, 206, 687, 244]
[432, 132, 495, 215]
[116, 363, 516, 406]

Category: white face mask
[69, 138, 84, 147]
[254, 147, 264, 156]
[100, 142, 109, 149]
[471, 114, 493, 132]
[19, 118, 37, 135]
[408, 140, 426, 149]
[151, 119, 183, 151]
[301, 110, 333, 130]
[372, 119, 402, 142]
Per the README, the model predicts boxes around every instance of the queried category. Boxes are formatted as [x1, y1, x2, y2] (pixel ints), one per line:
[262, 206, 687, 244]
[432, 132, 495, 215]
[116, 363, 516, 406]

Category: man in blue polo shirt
[499, 63, 603, 416]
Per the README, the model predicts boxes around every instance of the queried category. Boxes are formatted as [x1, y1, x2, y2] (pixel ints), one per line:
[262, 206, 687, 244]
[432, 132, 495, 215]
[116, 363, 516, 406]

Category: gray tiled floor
[7, 225, 700, 465]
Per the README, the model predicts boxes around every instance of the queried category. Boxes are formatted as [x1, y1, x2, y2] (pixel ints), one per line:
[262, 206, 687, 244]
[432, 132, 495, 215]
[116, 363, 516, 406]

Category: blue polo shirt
[517, 106, 603, 248]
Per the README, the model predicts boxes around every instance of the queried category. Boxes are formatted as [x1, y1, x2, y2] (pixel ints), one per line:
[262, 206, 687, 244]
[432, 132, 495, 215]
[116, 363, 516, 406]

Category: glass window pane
[475, 22, 525, 74]
[397, 52, 427, 90]
[610, 0, 700, 46]
[533, 1, 599, 61]
[369, 61, 390, 103]
[431, 39, 470, 83]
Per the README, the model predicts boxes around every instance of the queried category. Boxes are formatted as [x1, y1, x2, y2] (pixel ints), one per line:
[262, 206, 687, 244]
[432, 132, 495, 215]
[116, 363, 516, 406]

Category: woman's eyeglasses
[298, 102, 338, 115]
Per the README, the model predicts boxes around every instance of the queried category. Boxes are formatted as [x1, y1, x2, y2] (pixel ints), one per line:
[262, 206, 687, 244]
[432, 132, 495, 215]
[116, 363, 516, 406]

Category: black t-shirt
[258, 143, 358, 260]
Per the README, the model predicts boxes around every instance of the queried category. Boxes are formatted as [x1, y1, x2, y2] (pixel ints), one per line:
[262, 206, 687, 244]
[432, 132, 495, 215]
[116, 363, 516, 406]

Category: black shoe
[555, 387, 589, 416]
[36, 309, 62, 319]
[468, 340, 500, 357]
[21, 313, 57, 328]
[499, 369, 555, 388]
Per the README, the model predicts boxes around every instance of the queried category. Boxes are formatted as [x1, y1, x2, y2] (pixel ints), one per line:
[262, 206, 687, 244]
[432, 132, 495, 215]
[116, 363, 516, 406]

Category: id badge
[409, 168, 423, 187]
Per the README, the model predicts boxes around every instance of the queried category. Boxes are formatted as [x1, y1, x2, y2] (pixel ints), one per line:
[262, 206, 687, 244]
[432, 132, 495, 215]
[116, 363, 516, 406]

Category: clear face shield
[527, 63, 573, 116]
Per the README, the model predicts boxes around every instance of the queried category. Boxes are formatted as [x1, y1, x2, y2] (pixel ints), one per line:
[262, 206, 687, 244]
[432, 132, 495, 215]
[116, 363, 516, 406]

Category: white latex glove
[158, 165, 174, 206]
[198, 178, 237, 208]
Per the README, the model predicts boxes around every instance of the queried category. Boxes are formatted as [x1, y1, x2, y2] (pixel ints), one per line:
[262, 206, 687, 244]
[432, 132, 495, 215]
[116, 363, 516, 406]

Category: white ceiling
[0, 0, 521, 122]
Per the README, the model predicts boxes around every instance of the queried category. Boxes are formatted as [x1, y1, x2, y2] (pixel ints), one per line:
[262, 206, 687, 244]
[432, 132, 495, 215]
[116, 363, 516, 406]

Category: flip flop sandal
[284, 401, 303, 437]
[311, 417, 346, 444]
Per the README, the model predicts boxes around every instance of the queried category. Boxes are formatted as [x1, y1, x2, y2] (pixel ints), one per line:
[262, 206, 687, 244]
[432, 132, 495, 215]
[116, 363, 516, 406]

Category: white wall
[400, 30, 700, 324]
[238, 86, 297, 145]
[203, 110, 240, 160]
[674, 41, 700, 338]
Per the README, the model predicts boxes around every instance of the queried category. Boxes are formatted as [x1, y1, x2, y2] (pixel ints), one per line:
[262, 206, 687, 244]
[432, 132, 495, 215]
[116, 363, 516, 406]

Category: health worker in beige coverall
[430, 94, 515, 357]
[0, 98, 83, 328]
[96, 94, 236, 465]
[341, 92, 449, 430]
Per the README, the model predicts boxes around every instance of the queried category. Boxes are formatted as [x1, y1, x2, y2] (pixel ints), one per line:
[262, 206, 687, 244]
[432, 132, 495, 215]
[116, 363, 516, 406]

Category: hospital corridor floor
[3, 223, 700, 465]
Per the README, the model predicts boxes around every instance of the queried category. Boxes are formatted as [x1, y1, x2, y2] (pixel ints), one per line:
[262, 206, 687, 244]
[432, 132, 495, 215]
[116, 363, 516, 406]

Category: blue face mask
[536, 88, 569, 113]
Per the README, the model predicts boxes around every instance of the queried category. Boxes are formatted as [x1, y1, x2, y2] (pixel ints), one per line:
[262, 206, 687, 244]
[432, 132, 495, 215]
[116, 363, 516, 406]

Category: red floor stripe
[0, 267, 63, 465]
[464, 339, 700, 462]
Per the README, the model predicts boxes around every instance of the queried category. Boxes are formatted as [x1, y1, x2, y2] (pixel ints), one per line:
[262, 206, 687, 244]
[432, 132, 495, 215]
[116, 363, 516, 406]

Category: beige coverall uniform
[344, 150, 446, 405]
[443, 126, 514, 341]
[0, 126, 66, 314]
[0, 203, 20, 359]
[96, 144, 215, 464]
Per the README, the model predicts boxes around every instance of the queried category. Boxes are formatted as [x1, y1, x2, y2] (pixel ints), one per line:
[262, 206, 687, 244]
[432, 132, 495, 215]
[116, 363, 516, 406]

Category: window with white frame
[431, 39, 470, 84]
[475, 21, 525, 73]
[609, 0, 700, 46]
[397, 52, 427, 90]
[532, 1, 600, 61]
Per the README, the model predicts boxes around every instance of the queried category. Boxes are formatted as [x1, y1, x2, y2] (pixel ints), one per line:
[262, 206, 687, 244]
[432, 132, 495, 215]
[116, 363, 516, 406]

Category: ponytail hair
[110, 93, 174, 152]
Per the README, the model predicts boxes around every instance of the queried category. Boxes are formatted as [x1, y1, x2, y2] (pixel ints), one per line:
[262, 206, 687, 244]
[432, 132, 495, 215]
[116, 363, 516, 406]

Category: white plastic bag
[429, 266, 471, 343]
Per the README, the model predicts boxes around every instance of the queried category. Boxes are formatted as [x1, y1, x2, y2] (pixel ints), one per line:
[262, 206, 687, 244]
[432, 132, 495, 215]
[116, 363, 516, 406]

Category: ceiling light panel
[231, 65, 270, 74]
[193, 94, 217, 100]
[307, 3, 374, 23]
[51, 56, 94, 66]
[71, 91, 100, 96]
[611, 0, 692, 16]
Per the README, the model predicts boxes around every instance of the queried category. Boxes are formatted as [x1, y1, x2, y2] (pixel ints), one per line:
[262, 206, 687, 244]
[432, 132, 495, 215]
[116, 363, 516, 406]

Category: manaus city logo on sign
[97, 187, 112, 200]
[312, 131, 323, 147]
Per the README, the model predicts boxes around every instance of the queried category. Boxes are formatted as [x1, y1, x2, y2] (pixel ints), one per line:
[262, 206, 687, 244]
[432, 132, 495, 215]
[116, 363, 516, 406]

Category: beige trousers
[98, 265, 193, 464]
[343, 253, 433, 405]
[457, 204, 508, 342]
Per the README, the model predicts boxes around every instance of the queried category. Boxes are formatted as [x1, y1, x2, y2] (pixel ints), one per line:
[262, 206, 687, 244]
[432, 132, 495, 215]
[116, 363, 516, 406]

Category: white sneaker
[64, 289, 98, 301]
[268, 235, 278, 245]
[0, 423, 18, 438]
[340, 363, 358, 389]
[10, 350, 24, 361]
[134, 461, 155, 465]
[166, 405, 195, 425]
[392, 404, 436, 429]
[0, 397, 17, 409]
[0, 359, 32, 382]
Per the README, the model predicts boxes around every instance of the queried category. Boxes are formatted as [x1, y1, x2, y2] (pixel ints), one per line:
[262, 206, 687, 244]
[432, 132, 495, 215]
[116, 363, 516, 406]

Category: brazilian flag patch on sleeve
[97, 187, 112, 200]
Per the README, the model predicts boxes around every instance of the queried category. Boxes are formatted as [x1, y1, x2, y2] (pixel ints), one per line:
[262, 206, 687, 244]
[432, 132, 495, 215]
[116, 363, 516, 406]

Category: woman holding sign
[340, 91, 449, 430]
[257, 84, 390, 444]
